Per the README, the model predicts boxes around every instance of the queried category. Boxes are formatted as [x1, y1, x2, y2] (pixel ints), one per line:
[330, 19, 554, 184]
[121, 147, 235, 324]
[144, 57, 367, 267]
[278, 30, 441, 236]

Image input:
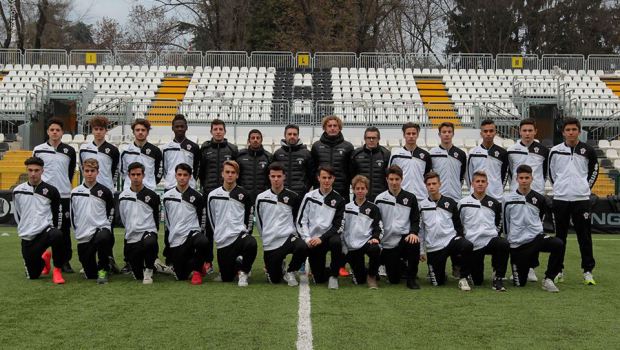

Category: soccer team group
[14, 113, 599, 292]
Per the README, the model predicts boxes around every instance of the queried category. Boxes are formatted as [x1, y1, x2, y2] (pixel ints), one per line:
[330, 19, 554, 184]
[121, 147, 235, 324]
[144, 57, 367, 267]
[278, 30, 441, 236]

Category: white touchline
[296, 272, 313, 350]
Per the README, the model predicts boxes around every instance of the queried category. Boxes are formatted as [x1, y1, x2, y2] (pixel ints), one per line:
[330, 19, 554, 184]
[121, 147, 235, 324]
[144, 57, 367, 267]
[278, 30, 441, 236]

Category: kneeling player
[14, 157, 67, 284]
[419, 172, 473, 291]
[343, 175, 382, 289]
[71, 159, 115, 284]
[503, 165, 563, 292]
[164, 163, 210, 285]
[375, 165, 422, 289]
[458, 170, 509, 291]
[207, 161, 257, 287]
[297, 165, 345, 289]
[256, 163, 308, 286]
[119, 162, 160, 284]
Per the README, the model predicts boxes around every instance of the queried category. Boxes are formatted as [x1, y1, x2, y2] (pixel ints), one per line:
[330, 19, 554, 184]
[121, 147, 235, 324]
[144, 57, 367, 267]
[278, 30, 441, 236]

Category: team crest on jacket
[454, 152, 458, 158]
[403, 198, 408, 205]
[42, 188, 48, 195]
[97, 190, 103, 197]
[488, 201, 493, 207]
[105, 148, 110, 154]
[580, 148, 586, 155]
[531, 197, 537, 204]
[494, 151, 499, 157]
[444, 202, 450, 208]
[365, 208, 371, 215]
[189, 196, 195, 203]
[146, 148, 151, 155]
[283, 196, 289, 204]
[145, 195, 151, 203]
[583, 212, 589, 219]
[420, 153, 425, 159]
[298, 159, 303, 164]
[186, 144, 192, 150]
[534, 147, 539, 153]
[63, 148, 68, 153]
[238, 193, 244, 200]
[330, 199, 336, 206]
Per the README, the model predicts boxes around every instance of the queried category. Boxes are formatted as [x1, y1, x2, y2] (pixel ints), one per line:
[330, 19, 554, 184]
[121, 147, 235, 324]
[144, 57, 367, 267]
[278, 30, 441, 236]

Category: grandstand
[0, 49, 618, 195]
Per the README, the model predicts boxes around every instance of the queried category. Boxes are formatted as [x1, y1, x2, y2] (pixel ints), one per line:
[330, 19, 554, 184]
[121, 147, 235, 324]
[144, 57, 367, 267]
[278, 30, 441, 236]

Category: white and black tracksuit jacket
[430, 145, 467, 201]
[161, 138, 200, 191]
[548, 141, 598, 201]
[389, 146, 432, 201]
[466, 143, 509, 200]
[33, 142, 76, 198]
[118, 186, 160, 244]
[163, 186, 205, 248]
[70, 182, 114, 243]
[207, 185, 253, 249]
[374, 189, 420, 250]
[342, 200, 382, 251]
[458, 194, 502, 250]
[120, 142, 163, 191]
[13, 181, 62, 240]
[507, 140, 549, 193]
[296, 188, 345, 243]
[255, 188, 300, 251]
[503, 189, 546, 248]
[418, 195, 463, 253]
[79, 141, 120, 192]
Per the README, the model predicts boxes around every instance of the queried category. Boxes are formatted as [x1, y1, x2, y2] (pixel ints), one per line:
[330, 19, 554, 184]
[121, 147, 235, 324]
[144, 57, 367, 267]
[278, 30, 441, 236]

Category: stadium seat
[606, 149, 619, 160]
[598, 140, 611, 150]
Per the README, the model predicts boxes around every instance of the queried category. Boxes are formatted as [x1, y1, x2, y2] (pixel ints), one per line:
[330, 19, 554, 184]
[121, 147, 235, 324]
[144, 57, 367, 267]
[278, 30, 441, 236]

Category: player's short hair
[24, 156, 44, 167]
[318, 165, 336, 177]
[321, 115, 343, 130]
[351, 175, 370, 189]
[131, 118, 151, 131]
[562, 117, 581, 131]
[519, 118, 536, 128]
[424, 171, 441, 183]
[364, 126, 380, 139]
[82, 158, 99, 170]
[284, 124, 299, 135]
[128, 162, 145, 174]
[90, 116, 109, 129]
[47, 117, 64, 130]
[438, 122, 455, 132]
[268, 162, 286, 174]
[248, 129, 262, 140]
[480, 119, 496, 128]
[472, 170, 487, 180]
[386, 165, 403, 179]
[402, 122, 420, 133]
[175, 163, 192, 176]
[223, 160, 239, 174]
[172, 114, 187, 125]
[211, 118, 226, 130]
[516, 164, 533, 175]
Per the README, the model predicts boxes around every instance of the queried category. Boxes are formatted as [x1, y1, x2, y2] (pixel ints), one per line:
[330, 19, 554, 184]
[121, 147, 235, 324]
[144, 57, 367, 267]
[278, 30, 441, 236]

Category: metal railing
[496, 54, 539, 70]
[540, 54, 586, 71]
[359, 52, 403, 69]
[250, 51, 294, 69]
[24, 49, 68, 66]
[587, 110, 620, 142]
[404, 53, 446, 69]
[69, 50, 115, 66]
[313, 52, 357, 70]
[587, 55, 620, 72]
[204, 51, 248, 67]
[0, 49, 22, 66]
[115, 50, 158, 66]
[447, 53, 495, 70]
[159, 50, 203, 68]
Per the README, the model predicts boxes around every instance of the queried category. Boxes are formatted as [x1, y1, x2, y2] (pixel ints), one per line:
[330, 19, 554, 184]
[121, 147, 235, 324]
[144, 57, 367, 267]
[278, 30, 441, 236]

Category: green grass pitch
[1, 227, 619, 349]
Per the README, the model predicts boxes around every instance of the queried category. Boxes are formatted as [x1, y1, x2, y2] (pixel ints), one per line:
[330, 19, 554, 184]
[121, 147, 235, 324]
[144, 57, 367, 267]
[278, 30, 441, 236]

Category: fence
[2, 48, 620, 72]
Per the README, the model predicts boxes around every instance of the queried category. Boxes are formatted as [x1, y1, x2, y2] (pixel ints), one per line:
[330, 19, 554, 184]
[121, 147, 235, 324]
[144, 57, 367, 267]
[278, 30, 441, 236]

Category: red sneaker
[201, 262, 213, 277]
[41, 250, 52, 275]
[52, 267, 65, 284]
[339, 267, 350, 277]
[191, 271, 203, 285]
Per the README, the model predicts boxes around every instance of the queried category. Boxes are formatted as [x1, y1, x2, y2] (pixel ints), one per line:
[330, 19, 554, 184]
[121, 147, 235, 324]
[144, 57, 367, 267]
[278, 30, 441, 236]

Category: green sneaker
[583, 272, 596, 286]
[97, 269, 108, 284]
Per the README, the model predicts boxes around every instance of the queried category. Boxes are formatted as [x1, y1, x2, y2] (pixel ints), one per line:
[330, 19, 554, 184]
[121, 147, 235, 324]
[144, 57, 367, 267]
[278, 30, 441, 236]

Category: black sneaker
[62, 262, 75, 273]
[109, 256, 121, 274]
[120, 263, 132, 274]
[406, 278, 420, 290]
[492, 278, 506, 292]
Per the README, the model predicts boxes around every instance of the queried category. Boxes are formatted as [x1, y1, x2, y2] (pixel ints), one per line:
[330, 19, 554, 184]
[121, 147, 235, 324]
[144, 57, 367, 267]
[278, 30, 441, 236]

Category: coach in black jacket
[350, 126, 390, 201]
[198, 119, 238, 194]
[238, 129, 272, 201]
[273, 124, 313, 196]
[311, 116, 354, 202]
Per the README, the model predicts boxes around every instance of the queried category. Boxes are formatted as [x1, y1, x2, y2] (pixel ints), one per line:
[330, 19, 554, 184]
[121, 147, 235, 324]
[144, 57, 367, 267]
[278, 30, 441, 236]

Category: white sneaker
[154, 258, 174, 275]
[458, 278, 471, 291]
[527, 268, 538, 282]
[328, 276, 339, 289]
[542, 278, 559, 292]
[143, 268, 154, 285]
[238, 271, 249, 287]
[554, 271, 564, 283]
[283, 271, 299, 286]
[583, 271, 596, 286]
[378, 265, 387, 277]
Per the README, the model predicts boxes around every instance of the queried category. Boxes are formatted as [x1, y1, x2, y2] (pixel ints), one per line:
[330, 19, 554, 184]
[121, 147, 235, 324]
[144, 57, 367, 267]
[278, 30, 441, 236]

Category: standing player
[429, 122, 467, 201]
[13, 157, 66, 284]
[375, 165, 422, 289]
[161, 114, 200, 191]
[419, 172, 473, 291]
[120, 118, 162, 190]
[238, 129, 272, 202]
[207, 161, 257, 287]
[549, 117, 598, 285]
[311, 115, 354, 202]
[255, 163, 308, 286]
[70, 159, 114, 284]
[79, 115, 121, 273]
[297, 165, 345, 289]
[350, 126, 390, 201]
[33, 118, 76, 273]
[273, 124, 314, 197]
[342, 175, 382, 289]
[199, 119, 238, 272]
[504, 165, 563, 292]
[79, 116, 120, 192]
[389, 122, 432, 202]
[163, 163, 210, 285]
[118, 162, 160, 284]
[458, 170, 509, 291]
[466, 119, 509, 200]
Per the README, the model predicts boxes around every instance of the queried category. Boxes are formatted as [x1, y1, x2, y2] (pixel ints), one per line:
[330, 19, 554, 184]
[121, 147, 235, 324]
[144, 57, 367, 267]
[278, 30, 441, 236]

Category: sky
[70, 0, 157, 25]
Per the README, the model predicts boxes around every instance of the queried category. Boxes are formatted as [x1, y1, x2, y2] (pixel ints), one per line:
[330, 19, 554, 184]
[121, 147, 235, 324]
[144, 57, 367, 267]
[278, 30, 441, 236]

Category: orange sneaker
[339, 267, 350, 277]
[201, 262, 213, 277]
[191, 271, 203, 285]
[41, 250, 52, 275]
[52, 267, 65, 284]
